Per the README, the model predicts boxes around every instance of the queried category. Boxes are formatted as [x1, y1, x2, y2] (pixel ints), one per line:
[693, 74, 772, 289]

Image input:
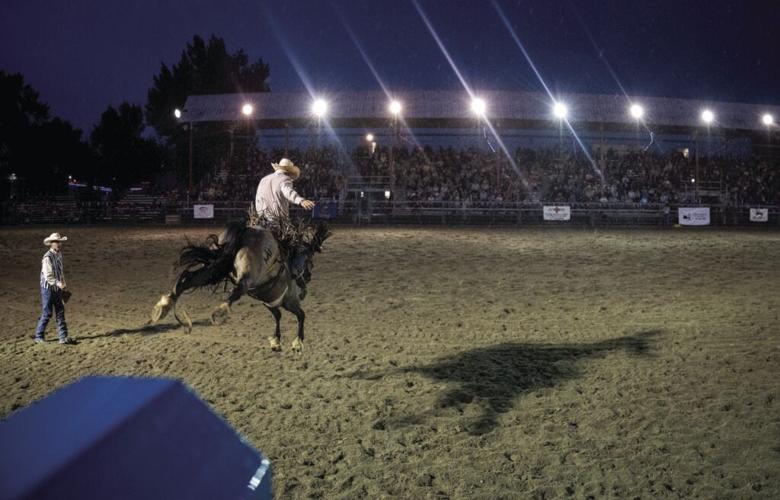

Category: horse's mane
[276, 218, 331, 254]
[247, 206, 331, 256]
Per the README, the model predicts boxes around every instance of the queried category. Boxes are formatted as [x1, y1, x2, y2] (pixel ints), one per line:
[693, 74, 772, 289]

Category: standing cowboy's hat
[271, 158, 301, 179]
[43, 233, 68, 245]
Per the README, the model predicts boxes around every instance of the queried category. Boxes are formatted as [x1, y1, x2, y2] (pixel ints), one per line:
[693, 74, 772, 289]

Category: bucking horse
[150, 220, 330, 352]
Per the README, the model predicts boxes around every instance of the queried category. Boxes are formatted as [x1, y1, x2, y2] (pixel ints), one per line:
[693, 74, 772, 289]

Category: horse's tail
[174, 221, 246, 295]
[150, 221, 247, 329]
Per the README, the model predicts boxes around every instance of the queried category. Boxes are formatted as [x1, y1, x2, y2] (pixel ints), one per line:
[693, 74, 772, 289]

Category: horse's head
[307, 221, 332, 254]
[297, 222, 331, 283]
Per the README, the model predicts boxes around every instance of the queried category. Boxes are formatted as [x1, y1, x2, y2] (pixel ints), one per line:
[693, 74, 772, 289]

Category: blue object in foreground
[0, 376, 271, 500]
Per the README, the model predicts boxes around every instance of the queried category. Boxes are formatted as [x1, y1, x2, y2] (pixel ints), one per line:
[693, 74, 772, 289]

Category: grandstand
[180, 90, 779, 153]
[2, 90, 778, 227]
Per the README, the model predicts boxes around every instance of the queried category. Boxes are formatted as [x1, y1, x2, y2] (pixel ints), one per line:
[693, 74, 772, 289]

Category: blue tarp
[0, 376, 271, 499]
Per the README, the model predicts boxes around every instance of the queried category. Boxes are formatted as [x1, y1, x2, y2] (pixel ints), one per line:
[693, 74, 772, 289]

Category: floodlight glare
[241, 103, 254, 116]
[173, 108, 182, 119]
[701, 109, 714, 125]
[471, 97, 487, 116]
[553, 101, 568, 120]
[388, 100, 402, 116]
[629, 103, 645, 120]
[366, 133, 374, 142]
[762, 113, 774, 126]
[312, 99, 328, 118]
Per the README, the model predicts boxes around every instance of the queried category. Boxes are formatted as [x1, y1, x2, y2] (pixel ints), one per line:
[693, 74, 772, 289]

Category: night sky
[2, 0, 777, 132]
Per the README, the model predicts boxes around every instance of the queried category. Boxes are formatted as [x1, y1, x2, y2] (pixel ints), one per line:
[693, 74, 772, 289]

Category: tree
[0, 71, 93, 197]
[29, 118, 94, 194]
[145, 35, 270, 185]
[91, 102, 165, 191]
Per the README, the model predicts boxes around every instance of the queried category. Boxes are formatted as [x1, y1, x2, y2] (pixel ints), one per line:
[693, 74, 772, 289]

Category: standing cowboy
[34, 233, 76, 345]
[255, 158, 316, 287]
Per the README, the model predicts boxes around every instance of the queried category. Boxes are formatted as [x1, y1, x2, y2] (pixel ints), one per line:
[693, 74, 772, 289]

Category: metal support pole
[188, 123, 193, 204]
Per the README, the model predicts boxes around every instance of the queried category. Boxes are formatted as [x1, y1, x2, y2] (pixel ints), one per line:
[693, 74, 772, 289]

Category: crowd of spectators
[189, 145, 778, 206]
[194, 147, 345, 203]
[5, 144, 774, 227]
[354, 145, 777, 205]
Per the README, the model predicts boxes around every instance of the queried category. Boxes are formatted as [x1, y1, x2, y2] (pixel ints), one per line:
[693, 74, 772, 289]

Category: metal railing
[2, 199, 778, 227]
[346, 176, 390, 192]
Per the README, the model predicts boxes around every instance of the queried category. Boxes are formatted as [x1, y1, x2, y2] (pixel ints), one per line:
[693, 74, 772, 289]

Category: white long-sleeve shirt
[255, 170, 304, 222]
[40, 250, 66, 289]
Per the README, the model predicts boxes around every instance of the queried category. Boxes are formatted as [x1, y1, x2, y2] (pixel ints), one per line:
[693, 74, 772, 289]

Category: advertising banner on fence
[193, 204, 214, 219]
[543, 205, 571, 221]
[749, 208, 768, 222]
[678, 207, 710, 225]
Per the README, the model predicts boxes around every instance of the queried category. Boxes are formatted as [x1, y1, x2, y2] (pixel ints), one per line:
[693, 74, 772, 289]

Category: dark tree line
[0, 71, 92, 197]
[1, 34, 270, 200]
[146, 34, 270, 187]
[90, 103, 165, 191]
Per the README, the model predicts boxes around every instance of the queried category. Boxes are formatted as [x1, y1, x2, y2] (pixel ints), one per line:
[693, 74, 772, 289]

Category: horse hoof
[268, 337, 282, 352]
[291, 338, 304, 353]
[151, 294, 173, 323]
[211, 303, 230, 326]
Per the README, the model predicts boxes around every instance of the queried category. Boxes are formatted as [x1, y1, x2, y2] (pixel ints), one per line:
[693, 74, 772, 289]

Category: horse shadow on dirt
[86, 319, 211, 340]
[353, 330, 660, 435]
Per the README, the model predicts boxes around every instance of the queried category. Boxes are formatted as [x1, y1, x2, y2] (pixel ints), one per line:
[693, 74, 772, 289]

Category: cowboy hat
[43, 233, 68, 245]
[271, 158, 301, 179]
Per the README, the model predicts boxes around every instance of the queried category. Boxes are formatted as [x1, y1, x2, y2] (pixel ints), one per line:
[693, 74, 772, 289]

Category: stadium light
[552, 101, 568, 120]
[762, 113, 774, 126]
[366, 133, 374, 142]
[384, 190, 391, 199]
[173, 108, 182, 119]
[629, 103, 645, 120]
[388, 100, 402, 116]
[700, 109, 715, 125]
[471, 97, 487, 117]
[312, 99, 328, 118]
[241, 103, 254, 116]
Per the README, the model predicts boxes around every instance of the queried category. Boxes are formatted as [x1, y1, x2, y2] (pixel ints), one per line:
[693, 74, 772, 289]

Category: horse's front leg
[285, 300, 305, 353]
[266, 306, 282, 351]
[211, 279, 247, 325]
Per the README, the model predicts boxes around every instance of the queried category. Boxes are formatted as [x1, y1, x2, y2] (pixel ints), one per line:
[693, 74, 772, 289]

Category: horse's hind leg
[211, 279, 247, 325]
[266, 306, 282, 351]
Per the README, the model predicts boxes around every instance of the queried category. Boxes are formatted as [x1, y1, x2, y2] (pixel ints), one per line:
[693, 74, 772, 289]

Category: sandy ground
[1, 225, 779, 498]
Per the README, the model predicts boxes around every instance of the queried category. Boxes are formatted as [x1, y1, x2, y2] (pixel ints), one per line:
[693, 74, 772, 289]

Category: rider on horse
[254, 158, 316, 289]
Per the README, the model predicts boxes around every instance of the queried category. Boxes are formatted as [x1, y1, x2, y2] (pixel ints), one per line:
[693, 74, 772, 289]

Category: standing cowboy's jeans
[34, 286, 68, 340]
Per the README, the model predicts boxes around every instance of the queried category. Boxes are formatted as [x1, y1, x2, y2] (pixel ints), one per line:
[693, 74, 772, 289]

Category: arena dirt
[1, 226, 778, 498]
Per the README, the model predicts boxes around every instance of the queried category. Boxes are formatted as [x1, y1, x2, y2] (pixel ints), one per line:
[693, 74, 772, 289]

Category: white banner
[678, 207, 710, 226]
[543, 205, 571, 221]
[749, 208, 768, 222]
[193, 204, 214, 219]
[542, 205, 571, 220]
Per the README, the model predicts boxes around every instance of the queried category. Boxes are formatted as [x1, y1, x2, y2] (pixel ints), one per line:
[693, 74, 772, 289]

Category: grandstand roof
[181, 90, 778, 132]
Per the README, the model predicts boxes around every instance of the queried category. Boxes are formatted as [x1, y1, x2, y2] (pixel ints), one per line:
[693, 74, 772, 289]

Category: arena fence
[2, 199, 778, 228]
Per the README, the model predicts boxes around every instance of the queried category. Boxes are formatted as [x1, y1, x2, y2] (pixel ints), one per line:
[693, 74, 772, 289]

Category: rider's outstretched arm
[280, 178, 315, 210]
[279, 178, 304, 205]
